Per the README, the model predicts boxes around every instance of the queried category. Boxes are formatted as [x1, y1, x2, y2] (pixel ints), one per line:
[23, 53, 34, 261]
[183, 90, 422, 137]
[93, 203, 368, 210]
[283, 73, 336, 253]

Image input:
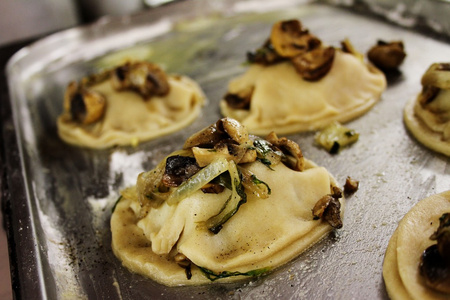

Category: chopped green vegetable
[205, 161, 247, 234]
[198, 266, 271, 281]
[315, 121, 359, 154]
[256, 157, 274, 169]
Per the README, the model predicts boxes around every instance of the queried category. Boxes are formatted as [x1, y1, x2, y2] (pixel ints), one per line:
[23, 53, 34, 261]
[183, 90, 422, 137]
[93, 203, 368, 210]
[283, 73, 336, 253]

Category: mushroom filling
[419, 85, 441, 106]
[291, 46, 336, 81]
[312, 186, 343, 229]
[367, 40, 406, 71]
[135, 118, 331, 235]
[223, 86, 254, 110]
[247, 19, 335, 81]
[246, 40, 283, 65]
[270, 19, 321, 58]
[236, 19, 342, 110]
[417, 63, 450, 114]
[161, 156, 201, 187]
[265, 132, 304, 171]
[64, 81, 106, 125]
[343, 176, 359, 195]
[63, 60, 171, 124]
[111, 61, 170, 99]
[419, 213, 450, 294]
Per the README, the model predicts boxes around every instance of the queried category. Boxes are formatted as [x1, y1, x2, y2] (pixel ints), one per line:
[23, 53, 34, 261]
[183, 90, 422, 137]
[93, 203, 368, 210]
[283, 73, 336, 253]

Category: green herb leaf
[111, 196, 122, 213]
[251, 174, 271, 195]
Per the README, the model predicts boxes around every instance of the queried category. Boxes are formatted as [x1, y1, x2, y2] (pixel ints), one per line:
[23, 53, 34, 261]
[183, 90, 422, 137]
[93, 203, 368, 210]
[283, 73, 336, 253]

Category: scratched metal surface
[5, 0, 450, 299]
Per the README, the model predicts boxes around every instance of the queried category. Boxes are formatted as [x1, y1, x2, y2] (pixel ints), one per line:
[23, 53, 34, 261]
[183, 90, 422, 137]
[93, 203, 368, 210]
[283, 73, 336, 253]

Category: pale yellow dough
[57, 75, 205, 149]
[404, 89, 450, 157]
[111, 159, 343, 286]
[383, 191, 450, 300]
[220, 51, 386, 135]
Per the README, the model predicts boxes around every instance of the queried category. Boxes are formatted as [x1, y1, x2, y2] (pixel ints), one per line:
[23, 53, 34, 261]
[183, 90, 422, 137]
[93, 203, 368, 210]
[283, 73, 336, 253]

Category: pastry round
[382, 191, 450, 300]
[220, 20, 386, 135]
[111, 118, 345, 286]
[403, 63, 450, 156]
[57, 62, 205, 149]
[404, 95, 450, 156]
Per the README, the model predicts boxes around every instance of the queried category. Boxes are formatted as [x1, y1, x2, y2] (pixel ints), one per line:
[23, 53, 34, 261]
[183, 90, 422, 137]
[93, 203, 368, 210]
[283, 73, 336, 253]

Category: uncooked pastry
[111, 118, 345, 285]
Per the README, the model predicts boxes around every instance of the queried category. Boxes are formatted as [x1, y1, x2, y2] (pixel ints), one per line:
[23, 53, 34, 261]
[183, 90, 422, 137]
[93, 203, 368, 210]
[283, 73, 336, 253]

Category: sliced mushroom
[201, 183, 225, 194]
[291, 46, 335, 81]
[421, 63, 450, 90]
[184, 118, 251, 149]
[367, 40, 406, 70]
[247, 39, 284, 65]
[343, 176, 359, 195]
[429, 213, 450, 263]
[161, 155, 201, 187]
[270, 20, 321, 58]
[223, 86, 254, 110]
[239, 148, 257, 164]
[64, 81, 106, 125]
[111, 61, 170, 99]
[266, 132, 304, 171]
[419, 244, 450, 294]
[217, 117, 251, 145]
[192, 143, 256, 167]
[312, 186, 343, 229]
[418, 85, 441, 106]
[183, 123, 224, 149]
[419, 213, 450, 293]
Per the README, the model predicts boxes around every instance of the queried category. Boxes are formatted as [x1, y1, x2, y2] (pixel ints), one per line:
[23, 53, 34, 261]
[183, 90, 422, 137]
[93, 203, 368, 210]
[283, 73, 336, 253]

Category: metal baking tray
[4, 0, 450, 298]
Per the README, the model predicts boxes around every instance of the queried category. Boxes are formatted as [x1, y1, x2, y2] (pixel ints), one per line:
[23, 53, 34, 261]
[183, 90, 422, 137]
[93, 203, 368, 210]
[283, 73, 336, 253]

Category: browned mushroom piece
[111, 61, 170, 99]
[217, 117, 251, 145]
[161, 155, 201, 187]
[291, 46, 336, 81]
[312, 186, 343, 229]
[64, 81, 106, 125]
[421, 63, 450, 90]
[183, 123, 225, 149]
[238, 147, 257, 164]
[201, 183, 225, 194]
[418, 85, 441, 106]
[184, 118, 252, 149]
[429, 213, 450, 263]
[367, 40, 406, 70]
[223, 86, 254, 110]
[247, 39, 285, 65]
[270, 20, 321, 58]
[343, 176, 359, 195]
[266, 132, 304, 171]
[419, 213, 450, 294]
[186, 118, 257, 166]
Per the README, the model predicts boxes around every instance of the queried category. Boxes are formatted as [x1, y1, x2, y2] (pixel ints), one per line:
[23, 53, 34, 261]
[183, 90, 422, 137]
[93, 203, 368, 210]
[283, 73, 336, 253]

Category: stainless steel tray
[5, 0, 450, 299]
